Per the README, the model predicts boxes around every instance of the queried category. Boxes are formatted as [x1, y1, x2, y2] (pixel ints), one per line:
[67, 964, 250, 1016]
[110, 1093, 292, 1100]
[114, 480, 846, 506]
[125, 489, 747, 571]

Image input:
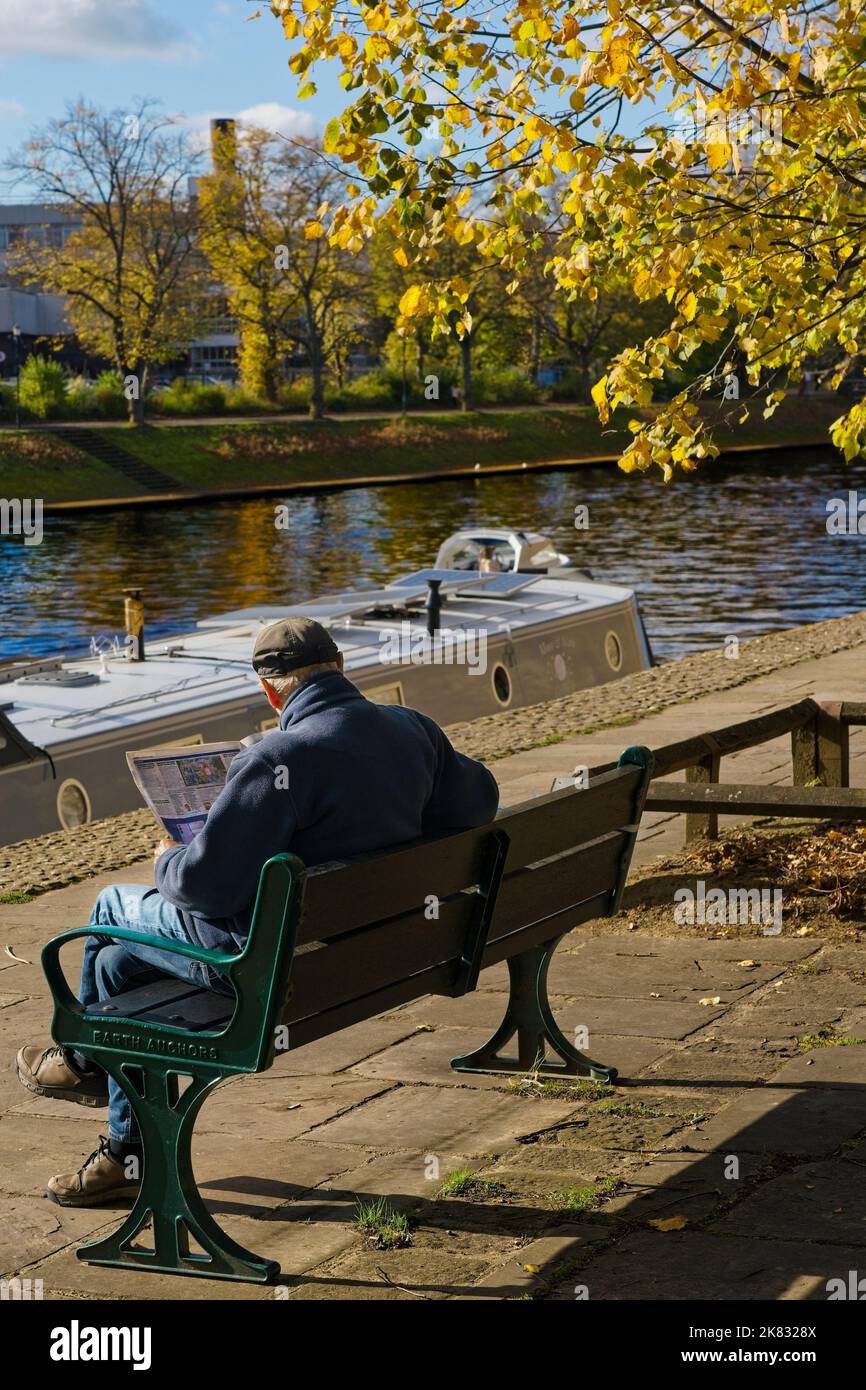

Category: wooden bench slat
[86, 978, 206, 1020]
[647, 782, 866, 818]
[297, 764, 642, 942]
[287, 889, 612, 1049]
[287, 832, 626, 1021]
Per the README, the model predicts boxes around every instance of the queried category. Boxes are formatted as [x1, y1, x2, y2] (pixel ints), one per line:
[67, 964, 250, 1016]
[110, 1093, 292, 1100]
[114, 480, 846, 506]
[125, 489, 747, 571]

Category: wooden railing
[591, 699, 866, 842]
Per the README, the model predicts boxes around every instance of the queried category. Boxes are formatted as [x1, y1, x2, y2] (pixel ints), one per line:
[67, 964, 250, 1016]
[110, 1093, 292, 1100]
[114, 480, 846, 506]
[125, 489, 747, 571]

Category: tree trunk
[530, 316, 541, 383]
[579, 354, 592, 405]
[309, 347, 325, 420]
[262, 358, 279, 405]
[460, 333, 473, 412]
[125, 363, 146, 426]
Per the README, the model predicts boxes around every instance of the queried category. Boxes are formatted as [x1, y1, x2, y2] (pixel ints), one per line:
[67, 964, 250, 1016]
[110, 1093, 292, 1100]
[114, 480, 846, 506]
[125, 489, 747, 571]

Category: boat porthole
[605, 631, 623, 673]
[492, 664, 512, 706]
[57, 778, 92, 831]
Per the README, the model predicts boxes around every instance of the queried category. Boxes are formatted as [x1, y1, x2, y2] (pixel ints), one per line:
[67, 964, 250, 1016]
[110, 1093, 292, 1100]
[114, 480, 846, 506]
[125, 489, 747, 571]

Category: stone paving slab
[308, 1086, 578, 1156]
[191, 1137, 374, 1218]
[560, 937, 821, 963]
[710, 1159, 866, 1246]
[544, 951, 784, 1002]
[407, 991, 726, 1040]
[193, 1073, 393, 1141]
[640, 1040, 798, 1090]
[28, 1216, 356, 1301]
[278, 1019, 424, 1076]
[459, 1223, 610, 1299]
[687, 1077, 866, 1158]
[285, 1246, 496, 1300]
[548, 1230, 865, 1300]
[349, 1026, 669, 1087]
[0, 1196, 122, 1276]
[601, 1150, 775, 1225]
[713, 978, 866, 1040]
[770, 1042, 866, 1087]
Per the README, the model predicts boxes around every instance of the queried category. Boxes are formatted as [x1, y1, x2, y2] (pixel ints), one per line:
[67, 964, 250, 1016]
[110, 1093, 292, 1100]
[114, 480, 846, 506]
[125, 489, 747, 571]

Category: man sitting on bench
[16, 617, 499, 1207]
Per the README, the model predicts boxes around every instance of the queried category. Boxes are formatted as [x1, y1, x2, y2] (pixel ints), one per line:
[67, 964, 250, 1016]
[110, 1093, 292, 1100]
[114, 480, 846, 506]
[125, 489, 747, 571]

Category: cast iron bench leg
[78, 1060, 279, 1284]
[450, 936, 618, 1082]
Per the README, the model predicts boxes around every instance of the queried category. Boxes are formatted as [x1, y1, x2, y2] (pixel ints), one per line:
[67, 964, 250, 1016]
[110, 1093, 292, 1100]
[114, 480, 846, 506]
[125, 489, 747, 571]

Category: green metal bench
[41, 745, 652, 1285]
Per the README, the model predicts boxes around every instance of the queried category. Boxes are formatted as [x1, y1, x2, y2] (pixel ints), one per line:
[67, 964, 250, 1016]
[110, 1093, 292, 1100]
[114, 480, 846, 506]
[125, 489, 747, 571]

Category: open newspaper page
[126, 742, 242, 843]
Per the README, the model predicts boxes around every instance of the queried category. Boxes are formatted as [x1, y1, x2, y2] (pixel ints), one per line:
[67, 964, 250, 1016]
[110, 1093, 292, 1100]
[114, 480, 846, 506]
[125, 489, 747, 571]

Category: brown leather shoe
[47, 1136, 141, 1207]
[16, 1043, 108, 1107]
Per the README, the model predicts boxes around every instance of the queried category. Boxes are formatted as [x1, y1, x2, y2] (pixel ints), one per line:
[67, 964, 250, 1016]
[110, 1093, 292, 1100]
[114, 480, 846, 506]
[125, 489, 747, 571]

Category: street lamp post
[11, 324, 21, 429]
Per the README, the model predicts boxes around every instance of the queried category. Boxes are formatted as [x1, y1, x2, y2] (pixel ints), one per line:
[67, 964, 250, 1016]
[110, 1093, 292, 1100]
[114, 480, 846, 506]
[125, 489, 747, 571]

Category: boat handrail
[49, 670, 253, 728]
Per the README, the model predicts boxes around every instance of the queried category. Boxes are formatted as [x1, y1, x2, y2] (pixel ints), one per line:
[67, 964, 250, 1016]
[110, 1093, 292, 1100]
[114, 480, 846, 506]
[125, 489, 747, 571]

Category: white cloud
[0, 100, 26, 116]
[0, 0, 195, 61]
[181, 102, 317, 155]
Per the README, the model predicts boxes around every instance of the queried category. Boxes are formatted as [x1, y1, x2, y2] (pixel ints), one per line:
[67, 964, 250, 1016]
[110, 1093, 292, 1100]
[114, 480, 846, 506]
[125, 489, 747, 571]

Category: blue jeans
[79, 885, 232, 1142]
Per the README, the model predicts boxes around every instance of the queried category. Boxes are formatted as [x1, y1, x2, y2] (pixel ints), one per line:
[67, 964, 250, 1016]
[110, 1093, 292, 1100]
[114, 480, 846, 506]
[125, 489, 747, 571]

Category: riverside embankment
[0, 396, 846, 508]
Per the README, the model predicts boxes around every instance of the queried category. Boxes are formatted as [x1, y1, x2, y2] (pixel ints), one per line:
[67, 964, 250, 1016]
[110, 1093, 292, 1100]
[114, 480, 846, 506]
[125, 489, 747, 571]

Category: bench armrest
[41, 924, 241, 1014]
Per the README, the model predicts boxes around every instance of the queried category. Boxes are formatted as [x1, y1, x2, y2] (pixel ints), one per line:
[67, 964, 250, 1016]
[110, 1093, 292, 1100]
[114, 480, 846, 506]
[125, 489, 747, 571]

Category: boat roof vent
[17, 670, 101, 688]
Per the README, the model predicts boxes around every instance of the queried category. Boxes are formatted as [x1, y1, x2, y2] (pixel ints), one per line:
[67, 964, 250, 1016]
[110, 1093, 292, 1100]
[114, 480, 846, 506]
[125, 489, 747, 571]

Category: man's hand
[153, 836, 182, 867]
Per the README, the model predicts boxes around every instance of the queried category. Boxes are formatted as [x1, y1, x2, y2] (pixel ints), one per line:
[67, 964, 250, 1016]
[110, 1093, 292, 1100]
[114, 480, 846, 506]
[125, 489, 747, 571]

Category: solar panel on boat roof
[458, 572, 536, 596]
[391, 568, 481, 587]
[196, 588, 430, 629]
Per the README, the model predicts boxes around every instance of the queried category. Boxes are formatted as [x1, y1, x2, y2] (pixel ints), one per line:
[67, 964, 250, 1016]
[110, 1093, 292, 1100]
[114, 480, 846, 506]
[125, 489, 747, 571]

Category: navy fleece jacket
[154, 669, 499, 950]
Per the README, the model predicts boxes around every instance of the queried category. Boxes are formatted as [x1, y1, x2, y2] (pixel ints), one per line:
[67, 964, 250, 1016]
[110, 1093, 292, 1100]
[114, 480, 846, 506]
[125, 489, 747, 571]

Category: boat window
[605, 631, 623, 672]
[527, 544, 559, 569]
[492, 664, 512, 706]
[451, 540, 516, 573]
[448, 541, 483, 570]
[57, 778, 92, 830]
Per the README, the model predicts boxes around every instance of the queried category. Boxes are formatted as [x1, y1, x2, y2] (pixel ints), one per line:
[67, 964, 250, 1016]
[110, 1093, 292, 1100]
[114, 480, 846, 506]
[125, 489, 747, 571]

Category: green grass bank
[0, 397, 846, 507]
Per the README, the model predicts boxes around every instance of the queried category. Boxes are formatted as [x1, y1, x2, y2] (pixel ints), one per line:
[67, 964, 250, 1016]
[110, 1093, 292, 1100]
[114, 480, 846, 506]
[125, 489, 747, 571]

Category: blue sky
[0, 0, 339, 191]
[0, 0, 660, 197]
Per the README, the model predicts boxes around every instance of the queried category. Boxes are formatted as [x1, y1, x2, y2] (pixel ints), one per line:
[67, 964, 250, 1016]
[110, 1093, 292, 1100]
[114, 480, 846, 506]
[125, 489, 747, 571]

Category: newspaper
[126, 742, 241, 843]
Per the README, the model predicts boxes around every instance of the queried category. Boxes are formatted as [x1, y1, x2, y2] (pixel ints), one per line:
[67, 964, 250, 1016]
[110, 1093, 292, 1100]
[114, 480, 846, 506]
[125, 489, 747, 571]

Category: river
[1, 445, 864, 664]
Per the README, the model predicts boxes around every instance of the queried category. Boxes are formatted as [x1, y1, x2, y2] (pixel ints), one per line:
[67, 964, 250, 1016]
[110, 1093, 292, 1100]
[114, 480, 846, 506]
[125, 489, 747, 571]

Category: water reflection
[1, 446, 863, 662]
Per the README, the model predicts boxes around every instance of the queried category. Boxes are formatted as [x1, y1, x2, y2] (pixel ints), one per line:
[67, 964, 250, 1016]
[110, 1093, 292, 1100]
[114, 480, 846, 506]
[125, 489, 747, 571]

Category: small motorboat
[0, 527, 652, 845]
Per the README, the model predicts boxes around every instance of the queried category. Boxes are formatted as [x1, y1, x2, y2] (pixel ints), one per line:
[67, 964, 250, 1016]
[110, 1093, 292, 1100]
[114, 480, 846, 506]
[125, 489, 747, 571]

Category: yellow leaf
[523, 1263, 541, 1275]
[706, 141, 731, 171]
[679, 291, 697, 322]
[648, 1215, 688, 1232]
[591, 375, 609, 424]
[393, 247, 409, 268]
[304, 220, 325, 241]
[699, 996, 721, 1006]
[398, 284, 423, 317]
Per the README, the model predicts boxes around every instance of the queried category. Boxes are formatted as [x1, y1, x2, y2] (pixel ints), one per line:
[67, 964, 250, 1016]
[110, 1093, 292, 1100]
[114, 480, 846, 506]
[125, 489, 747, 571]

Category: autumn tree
[199, 127, 370, 417]
[6, 99, 205, 424]
[265, 0, 866, 473]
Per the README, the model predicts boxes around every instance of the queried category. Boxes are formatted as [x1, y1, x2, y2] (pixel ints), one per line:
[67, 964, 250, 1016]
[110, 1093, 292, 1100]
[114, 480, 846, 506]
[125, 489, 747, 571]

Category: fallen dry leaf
[699, 996, 722, 1006]
[648, 1215, 689, 1232]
